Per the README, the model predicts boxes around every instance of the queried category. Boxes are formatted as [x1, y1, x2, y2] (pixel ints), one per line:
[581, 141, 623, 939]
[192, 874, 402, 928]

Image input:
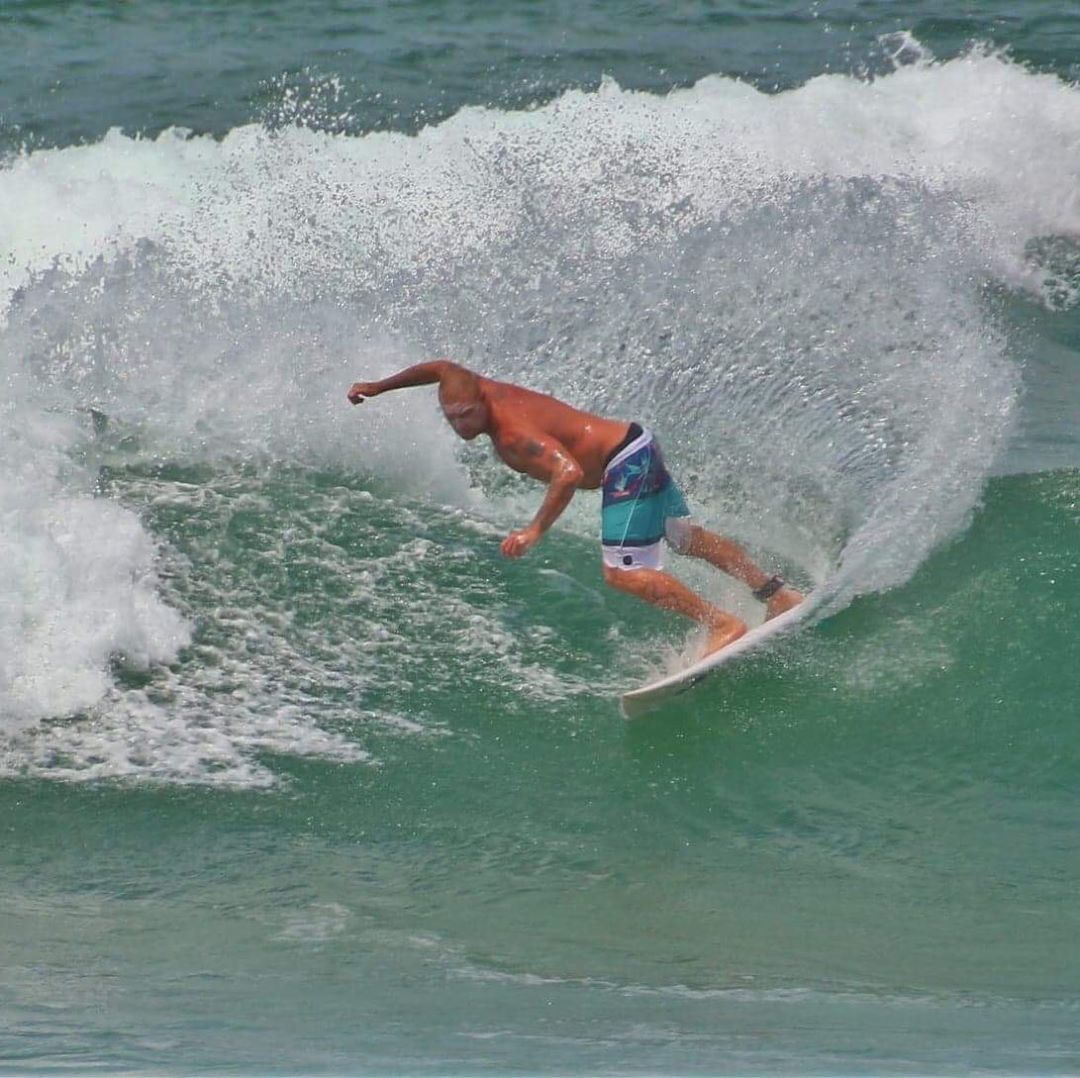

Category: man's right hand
[347, 381, 381, 404]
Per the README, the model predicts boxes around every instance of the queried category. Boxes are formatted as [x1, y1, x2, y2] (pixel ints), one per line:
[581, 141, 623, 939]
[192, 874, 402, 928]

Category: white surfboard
[620, 595, 817, 720]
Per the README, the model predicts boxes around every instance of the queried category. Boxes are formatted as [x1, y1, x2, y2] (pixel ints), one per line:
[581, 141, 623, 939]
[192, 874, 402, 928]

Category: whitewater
[2, 46, 1077, 780]
[4, 3, 1080, 1071]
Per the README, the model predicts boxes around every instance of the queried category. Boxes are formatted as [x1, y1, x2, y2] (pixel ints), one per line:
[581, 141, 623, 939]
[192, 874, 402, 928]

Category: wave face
[3, 10, 1080, 1073]
[2, 46, 1079, 773]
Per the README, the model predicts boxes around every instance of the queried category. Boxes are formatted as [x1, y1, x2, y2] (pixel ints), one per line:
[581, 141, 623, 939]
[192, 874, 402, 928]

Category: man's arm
[500, 435, 584, 558]
[347, 360, 457, 404]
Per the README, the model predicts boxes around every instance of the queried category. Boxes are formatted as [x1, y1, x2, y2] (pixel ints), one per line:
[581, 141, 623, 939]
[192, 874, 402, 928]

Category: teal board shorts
[601, 424, 691, 571]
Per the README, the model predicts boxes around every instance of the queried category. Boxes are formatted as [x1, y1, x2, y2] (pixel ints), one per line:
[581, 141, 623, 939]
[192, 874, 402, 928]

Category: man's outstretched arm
[347, 360, 457, 403]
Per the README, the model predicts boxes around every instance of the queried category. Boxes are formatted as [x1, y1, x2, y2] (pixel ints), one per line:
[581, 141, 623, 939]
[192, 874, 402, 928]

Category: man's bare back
[466, 378, 633, 489]
[348, 360, 802, 656]
[351, 363, 627, 487]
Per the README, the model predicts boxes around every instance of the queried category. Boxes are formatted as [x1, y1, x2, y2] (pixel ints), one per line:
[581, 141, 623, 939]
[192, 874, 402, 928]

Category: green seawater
[3, 465, 1080, 1072]
[3, 0, 1080, 151]
[3, 1, 1080, 1072]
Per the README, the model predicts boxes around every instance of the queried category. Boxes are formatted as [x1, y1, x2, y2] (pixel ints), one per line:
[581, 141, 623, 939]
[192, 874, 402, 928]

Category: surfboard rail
[620, 594, 818, 719]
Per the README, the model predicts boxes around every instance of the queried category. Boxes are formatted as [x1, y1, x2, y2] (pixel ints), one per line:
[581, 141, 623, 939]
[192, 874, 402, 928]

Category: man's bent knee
[664, 516, 695, 555]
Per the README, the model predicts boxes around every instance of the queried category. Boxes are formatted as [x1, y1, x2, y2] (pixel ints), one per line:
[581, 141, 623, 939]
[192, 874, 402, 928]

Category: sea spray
[4, 44, 1078, 774]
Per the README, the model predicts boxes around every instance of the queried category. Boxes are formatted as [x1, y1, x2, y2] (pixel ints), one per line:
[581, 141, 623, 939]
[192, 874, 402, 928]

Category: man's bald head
[438, 366, 482, 410]
[439, 366, 488, 440]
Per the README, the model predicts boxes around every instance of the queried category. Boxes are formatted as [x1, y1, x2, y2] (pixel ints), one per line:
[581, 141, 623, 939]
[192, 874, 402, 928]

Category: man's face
[442, 400, 487, 440]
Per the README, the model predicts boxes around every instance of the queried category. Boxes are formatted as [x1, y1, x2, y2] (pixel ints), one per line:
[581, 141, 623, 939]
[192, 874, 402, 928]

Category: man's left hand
[501, 526, 542, 558]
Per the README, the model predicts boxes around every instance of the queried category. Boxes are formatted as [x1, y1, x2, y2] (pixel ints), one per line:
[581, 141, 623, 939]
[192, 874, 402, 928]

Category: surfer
[348, 362, 802, 656]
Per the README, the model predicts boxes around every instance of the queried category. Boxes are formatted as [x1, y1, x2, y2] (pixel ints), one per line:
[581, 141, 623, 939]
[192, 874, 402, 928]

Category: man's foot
[703, 617, 748, 658]
[765, 586, 804, 620]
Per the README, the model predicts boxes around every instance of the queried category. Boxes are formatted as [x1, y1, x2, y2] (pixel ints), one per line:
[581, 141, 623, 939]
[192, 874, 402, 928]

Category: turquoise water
[2, 2, 1080, 1073]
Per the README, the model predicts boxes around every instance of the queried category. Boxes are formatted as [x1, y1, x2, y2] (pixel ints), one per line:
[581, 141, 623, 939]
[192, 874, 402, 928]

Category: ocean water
[2, 1, 1080, 1072]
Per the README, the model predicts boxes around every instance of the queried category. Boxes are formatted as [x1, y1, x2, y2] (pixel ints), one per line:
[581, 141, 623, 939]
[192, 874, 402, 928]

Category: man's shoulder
[490, 416, 549, 446]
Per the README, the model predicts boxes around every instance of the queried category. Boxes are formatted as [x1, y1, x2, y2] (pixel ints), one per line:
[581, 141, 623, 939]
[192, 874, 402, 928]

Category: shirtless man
[347, 361, 802, 656]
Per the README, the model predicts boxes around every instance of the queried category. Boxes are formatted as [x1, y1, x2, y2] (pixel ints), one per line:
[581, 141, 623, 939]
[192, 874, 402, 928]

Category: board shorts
[601, 423, 692, 571]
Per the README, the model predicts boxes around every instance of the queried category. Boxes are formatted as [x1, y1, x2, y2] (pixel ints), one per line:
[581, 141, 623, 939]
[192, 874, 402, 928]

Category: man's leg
[669, 521, 803, 618]
[603, 565, 747, 656]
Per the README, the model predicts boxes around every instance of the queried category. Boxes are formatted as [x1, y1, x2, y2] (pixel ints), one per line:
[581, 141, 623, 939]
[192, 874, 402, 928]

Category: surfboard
[620, 595, 817, 719]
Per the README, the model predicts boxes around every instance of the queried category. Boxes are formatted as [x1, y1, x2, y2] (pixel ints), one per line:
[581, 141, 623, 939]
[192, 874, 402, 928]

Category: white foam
[2, 48, 1076, 313]
[0, 400, 190, 730]
[2, 43, 1072, 755]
